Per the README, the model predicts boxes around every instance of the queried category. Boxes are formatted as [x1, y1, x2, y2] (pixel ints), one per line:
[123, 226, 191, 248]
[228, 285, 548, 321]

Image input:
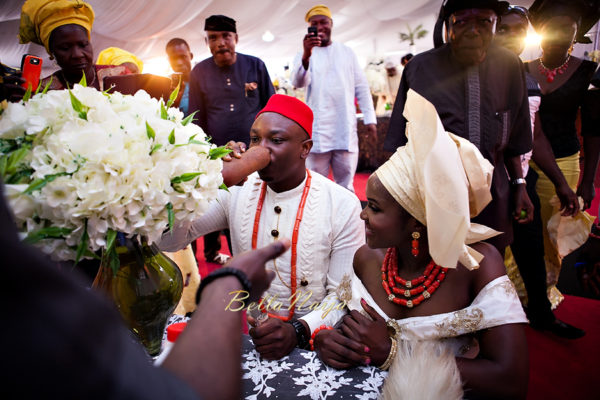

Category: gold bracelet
[378, 336, 397, 371]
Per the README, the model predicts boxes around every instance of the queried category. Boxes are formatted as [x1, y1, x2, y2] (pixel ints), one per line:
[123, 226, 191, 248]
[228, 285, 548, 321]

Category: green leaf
[74, 219, 89, 264]
[5, 168, 34, 184]
[0, 156, 7, 177]
[145, 121, 156, 140]
[166, 202, 174, 232]
[34, 80, 42, 95]
[0, 138, 19, 153]
[24, 226, 73, 245]
[41, 76, 53, 95]
[82, 248, 101, 260]
[109, 245, 120, 276]
[181, 111, 198, 126]
[160, 100, 168, 120]
[168, 129, 175, 144]
[22, 84, 32, 102]
[167, 79, 180, 108]
[219, 183, 229, 192]
[68, 90, 89, 120]
[209, 146, 232, 160]
[79, 71, 87, 87]
[170, 172, 203, 184]
[150, 143, 162, 155]
[6, 146, 30, 174]
[105, 229, 117, 254]
[23, 172, 69, 194]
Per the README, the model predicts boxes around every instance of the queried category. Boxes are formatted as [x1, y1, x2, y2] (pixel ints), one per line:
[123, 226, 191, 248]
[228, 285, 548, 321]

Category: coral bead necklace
[252, 170, 312, 321]
[538, 55, 570, 83]
[381, 247, 448, 308]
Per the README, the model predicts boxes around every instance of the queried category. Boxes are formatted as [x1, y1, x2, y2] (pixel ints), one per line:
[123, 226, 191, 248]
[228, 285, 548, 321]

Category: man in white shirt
[160, 94, 364, 359]
[291, 4, 377, 192]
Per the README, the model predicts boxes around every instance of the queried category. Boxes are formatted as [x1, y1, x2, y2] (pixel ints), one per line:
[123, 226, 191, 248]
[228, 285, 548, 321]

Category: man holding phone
[291, 4, 376, 192]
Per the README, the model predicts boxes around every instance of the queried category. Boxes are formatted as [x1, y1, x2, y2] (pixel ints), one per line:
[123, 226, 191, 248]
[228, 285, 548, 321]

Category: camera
[307, 26, 318, 37]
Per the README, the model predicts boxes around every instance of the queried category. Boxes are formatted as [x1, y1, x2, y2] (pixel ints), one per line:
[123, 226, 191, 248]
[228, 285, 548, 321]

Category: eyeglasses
[502, 5, 529, 20]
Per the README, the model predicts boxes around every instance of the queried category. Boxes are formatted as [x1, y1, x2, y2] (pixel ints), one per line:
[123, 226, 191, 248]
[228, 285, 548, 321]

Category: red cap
[166, 322, 187, 342]
[255, 94, 313, 137]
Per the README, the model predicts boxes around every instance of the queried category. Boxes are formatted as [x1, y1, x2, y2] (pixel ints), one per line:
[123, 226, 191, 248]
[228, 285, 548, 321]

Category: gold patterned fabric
[504, 247, 529, 306]
[531, 153, 587, 308]
[375, 90, 499, 270]
[344, 272, 527, 343]
[19, 0, 95, 54]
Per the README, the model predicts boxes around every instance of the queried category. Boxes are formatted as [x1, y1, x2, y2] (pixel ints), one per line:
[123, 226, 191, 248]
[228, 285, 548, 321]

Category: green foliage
[209, 146, 232, 160]
[181, 111, 198, 126]
[146, 121, 156, 140]
[74, 219, 89, 264]
[167, 79, 180, 108]
[41, 76, 53, 95]
[79, 72, 87, 87]
[166, 202, 174, 233]
[23, 172, 69, 195]
[160, 100, 168, 120]
[68, 90, 89, 120]
[24, 226, 73, 244]
[399, 24, 428, 46]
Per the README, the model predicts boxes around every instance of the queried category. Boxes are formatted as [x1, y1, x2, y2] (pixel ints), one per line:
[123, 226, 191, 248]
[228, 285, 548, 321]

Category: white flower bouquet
[0, 81, 227, 264]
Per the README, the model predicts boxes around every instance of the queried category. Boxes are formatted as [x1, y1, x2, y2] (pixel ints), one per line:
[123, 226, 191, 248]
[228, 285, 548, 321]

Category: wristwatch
[289, 320, 310, 349]
[511, 178, 526, 186]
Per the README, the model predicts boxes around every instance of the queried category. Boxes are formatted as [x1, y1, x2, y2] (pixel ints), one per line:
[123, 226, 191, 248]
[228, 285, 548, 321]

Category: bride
[313, 90, 529, 399]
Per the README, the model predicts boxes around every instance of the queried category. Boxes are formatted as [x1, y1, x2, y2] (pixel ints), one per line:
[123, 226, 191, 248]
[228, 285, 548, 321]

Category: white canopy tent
[1, 0, 597, 80]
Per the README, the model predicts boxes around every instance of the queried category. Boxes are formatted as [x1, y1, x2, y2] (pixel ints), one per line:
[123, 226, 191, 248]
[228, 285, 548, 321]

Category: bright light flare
[141, 57, 172, 77]
[525, 32, 542, 47]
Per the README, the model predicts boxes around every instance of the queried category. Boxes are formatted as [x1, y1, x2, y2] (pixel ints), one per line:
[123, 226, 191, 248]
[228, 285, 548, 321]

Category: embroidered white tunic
[160, 171, 365, 333]
[291, 42, 377, 153]
[339, 274, 528, 355]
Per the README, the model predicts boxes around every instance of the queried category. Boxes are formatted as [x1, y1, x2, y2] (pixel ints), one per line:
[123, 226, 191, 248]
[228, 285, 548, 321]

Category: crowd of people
[2, 0, 600, 399]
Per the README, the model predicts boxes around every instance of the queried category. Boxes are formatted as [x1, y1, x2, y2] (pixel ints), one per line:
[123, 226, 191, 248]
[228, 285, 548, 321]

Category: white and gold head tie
[376, 89, 500, 270]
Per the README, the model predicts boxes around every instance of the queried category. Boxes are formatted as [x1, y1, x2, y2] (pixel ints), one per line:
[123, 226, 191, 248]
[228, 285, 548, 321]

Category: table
[357, 116, 393, 172]
[166, 316, 387, 399]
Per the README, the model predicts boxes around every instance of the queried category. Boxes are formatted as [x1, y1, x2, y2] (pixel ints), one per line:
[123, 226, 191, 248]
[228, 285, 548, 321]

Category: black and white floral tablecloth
[166, 316, 387, 399]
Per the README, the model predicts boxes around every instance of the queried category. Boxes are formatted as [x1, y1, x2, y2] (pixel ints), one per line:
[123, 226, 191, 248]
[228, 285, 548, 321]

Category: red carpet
[194, 171, 600, 398]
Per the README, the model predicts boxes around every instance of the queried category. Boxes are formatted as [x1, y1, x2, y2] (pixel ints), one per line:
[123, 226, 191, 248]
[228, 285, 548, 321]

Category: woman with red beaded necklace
[313, 90, 529, 399]
[524, 0, 600, 309]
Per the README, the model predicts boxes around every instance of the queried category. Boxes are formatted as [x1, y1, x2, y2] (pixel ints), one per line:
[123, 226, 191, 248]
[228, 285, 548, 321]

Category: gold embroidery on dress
[336, 273, 353, 304]
[434, 308, 484, 337]
[497, 279, 518, 297]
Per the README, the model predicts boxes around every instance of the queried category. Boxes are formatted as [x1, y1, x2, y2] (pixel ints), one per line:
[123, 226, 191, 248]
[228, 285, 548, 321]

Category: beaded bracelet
[309, 324, 333, 351]
[195, 267, 252, 304]
[378, 336, 398, 371]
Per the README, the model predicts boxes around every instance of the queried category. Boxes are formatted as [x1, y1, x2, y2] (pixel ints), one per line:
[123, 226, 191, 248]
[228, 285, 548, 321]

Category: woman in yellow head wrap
[97, 47, 144, 74]
[313, 90, 529, 399]
[19, 0, 130, 90]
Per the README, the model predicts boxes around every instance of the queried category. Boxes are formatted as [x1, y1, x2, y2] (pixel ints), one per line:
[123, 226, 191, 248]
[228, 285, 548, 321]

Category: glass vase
[92, 233, 183, 356]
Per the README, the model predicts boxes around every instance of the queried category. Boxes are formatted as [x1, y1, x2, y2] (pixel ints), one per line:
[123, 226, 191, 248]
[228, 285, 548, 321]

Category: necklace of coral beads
[381, 247, 448, 308]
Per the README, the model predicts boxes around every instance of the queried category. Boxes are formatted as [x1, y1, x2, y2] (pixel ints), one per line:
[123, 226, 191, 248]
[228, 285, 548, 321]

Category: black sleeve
[383, 65, 410, 152]
[258, 60, 275, 107]
[581, 88, 600, 137]
[504, 59, 532, 158]
[187, 67, 208, 132]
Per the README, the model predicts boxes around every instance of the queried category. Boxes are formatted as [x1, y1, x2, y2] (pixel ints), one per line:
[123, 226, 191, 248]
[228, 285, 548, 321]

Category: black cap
[204, 15, 237, 33]
[529, 0, 600, 44]
[443, 0, 506, 19]
[434, 0, 508, 48]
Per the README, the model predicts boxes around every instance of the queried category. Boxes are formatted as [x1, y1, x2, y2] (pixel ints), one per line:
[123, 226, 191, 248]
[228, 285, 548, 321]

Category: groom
[160, 94, 364, 360]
